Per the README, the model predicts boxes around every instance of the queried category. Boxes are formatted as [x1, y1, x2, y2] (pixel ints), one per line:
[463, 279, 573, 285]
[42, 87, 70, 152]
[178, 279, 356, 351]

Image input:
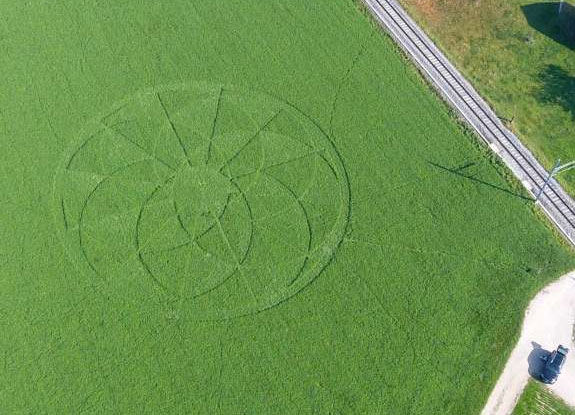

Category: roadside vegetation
[512, 381, 574, 415]
[0, 1, 574, 414]
[399, 0, 575, 193]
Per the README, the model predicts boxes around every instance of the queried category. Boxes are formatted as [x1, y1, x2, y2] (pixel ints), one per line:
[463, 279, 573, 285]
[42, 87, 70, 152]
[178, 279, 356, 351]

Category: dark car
[540, 345, 569, 384]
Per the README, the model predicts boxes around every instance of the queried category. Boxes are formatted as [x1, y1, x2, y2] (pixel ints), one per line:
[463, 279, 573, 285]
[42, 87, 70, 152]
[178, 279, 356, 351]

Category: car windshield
[550, 352, 565, 370]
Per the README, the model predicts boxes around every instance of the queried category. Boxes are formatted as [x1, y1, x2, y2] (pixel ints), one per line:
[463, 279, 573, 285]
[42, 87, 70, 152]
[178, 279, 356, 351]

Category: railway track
[363, 0, 575, 246]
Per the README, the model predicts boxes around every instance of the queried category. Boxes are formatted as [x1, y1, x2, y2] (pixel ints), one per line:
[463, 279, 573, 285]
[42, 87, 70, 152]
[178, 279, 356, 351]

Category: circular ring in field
[53, 83, 350, 319]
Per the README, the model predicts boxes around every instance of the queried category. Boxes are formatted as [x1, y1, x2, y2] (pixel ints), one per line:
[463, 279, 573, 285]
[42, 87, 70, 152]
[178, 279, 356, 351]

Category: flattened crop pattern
[53, 83, 350, 320]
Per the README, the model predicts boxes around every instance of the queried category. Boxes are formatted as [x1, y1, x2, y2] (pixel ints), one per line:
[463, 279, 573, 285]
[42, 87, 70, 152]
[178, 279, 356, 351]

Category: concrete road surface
[481, 273, 575, 415]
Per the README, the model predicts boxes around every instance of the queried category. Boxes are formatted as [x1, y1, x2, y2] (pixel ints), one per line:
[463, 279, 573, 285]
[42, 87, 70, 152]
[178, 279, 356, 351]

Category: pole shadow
[521, 2, 575, 50]
[535, 64, 575, 120]
[527, 341, 551, 380]
[428, 161, 532, 201]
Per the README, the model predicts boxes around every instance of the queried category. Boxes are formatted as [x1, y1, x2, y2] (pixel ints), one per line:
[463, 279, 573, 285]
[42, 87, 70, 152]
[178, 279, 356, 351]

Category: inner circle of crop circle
[171, 164, 235, 239]
[53, 82, 350, 319]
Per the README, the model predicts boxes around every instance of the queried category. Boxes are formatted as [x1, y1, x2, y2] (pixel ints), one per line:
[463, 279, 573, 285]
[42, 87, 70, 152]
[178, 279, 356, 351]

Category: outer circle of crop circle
[52, 82, 350, 320]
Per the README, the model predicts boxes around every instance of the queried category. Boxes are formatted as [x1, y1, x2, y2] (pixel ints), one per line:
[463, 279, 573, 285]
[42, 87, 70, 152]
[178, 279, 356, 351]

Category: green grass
[399, 0, 575, 194]
[512, 381, 574, 415]
[0, 1, 574, 414]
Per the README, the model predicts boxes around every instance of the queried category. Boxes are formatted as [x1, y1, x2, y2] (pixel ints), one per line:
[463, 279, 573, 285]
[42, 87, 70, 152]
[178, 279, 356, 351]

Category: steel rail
[363, 0, 575, 245]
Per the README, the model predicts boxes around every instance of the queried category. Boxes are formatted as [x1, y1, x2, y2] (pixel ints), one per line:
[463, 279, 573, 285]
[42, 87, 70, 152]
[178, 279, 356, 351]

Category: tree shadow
[528, 341, 551, 380]
[535, 64, 575, 119]
[428, 161, 532, 201]
[522, 2, 575, 50]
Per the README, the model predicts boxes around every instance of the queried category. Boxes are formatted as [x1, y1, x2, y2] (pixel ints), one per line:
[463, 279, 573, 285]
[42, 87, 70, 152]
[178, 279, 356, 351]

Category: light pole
[536, 159, 575, 201]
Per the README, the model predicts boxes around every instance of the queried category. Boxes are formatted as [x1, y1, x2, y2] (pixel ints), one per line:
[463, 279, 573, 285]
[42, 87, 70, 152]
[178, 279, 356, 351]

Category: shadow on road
[535, 64, 575, 120]
[428, 161, 532, 201]
[522, 2, 575, 50]
[527, 342, 551, 380]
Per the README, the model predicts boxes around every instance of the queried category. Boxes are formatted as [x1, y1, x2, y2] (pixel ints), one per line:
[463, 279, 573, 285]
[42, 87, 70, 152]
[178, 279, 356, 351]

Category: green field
[1, 1, 574, 414]
[400, 0, 575, 193]
[513, 381, 574, 415]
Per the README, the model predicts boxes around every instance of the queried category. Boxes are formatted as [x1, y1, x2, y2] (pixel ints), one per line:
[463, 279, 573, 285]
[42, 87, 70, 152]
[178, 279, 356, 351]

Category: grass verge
[399, 0, 575, 194]
[512, 381, 574, 415]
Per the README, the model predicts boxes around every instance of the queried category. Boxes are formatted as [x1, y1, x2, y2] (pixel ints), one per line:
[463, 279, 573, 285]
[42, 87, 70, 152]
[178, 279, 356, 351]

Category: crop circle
[53, 83, 350, 319]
